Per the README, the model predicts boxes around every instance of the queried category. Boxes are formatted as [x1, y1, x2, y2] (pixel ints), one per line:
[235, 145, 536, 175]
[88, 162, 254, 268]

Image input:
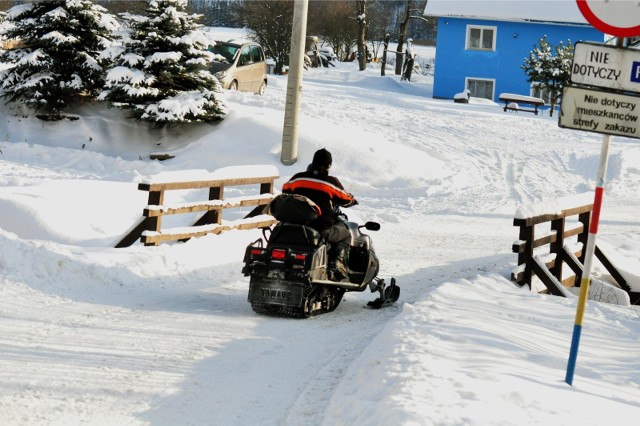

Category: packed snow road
[0, 184, 528, 425]
[0, 214, 512, 425]
[1, 61, 640, 424]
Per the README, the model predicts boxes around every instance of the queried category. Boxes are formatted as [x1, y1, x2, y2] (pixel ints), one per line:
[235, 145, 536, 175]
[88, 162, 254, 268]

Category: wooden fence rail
[511, 199, 638, 303]
[116, 167, 278, 247]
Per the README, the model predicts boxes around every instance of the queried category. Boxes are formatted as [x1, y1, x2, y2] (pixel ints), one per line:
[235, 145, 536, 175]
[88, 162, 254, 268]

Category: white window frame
[530, 83, 550, 104]
[465, 25, 497, 51]
[465, 77, 496, 101]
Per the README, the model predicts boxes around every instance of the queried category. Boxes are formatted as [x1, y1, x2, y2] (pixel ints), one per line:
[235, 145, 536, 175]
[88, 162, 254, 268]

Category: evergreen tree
[522, 36, 574, 117]
[0, 1, 119, 119]
[0, 10, 6, 51]
[100, 0, 226, 125]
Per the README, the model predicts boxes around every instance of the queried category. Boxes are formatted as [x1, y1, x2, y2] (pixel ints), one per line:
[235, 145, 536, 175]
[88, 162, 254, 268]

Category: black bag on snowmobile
[263, 193, 320, 224]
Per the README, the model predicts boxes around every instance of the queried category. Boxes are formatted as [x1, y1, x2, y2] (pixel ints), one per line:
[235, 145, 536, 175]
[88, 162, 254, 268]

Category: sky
[1, 27, 640, 425]
[423, 0, 589, 24]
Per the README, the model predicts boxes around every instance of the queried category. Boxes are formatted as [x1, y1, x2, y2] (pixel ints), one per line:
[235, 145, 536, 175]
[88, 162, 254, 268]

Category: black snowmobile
[241, 194, 399, 318]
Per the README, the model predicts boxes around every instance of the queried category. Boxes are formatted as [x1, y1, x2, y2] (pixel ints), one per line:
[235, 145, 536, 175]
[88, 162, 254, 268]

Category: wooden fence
[511, 200, 638, 304]
[116, 167, 278, 247]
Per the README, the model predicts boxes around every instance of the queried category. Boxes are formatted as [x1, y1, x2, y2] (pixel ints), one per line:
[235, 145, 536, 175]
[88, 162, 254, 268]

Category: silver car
[209, 41, 268, 95]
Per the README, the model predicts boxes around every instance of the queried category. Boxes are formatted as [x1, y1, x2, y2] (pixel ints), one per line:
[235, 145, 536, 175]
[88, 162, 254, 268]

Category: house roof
[423, 0, 590, 25]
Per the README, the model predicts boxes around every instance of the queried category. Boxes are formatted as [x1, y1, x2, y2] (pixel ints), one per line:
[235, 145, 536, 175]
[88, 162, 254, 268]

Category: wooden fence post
[550, 217, 566, 283]
[518, 222, 534, 289]
[144, 190, 164, 246]
[577, 211, 591, 264]
[192, 185, 224, 227]
[260, 181, 274, 195]
[245, 179, 275, 219]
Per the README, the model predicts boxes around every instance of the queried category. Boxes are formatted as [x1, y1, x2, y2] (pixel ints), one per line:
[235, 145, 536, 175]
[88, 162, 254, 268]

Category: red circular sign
[577, 0, 640, 37]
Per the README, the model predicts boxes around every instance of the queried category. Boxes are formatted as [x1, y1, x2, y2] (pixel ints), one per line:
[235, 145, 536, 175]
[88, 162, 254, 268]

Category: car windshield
[209, 43, 239, 63]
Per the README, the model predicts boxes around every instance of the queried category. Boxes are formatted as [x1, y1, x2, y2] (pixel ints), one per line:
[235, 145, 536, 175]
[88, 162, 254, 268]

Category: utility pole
[280, 0, 309, 166]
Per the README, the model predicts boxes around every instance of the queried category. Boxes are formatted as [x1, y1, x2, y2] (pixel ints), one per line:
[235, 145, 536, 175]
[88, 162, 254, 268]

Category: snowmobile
[241, 197, 399, 318]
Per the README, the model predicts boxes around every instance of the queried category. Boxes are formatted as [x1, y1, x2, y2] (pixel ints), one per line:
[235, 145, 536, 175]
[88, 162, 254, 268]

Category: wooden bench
[499, 93, 545, 115]
[116, 166, 279, 247]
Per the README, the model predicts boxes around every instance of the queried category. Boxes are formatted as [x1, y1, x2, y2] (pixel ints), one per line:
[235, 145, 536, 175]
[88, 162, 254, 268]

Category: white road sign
[571, 42, 640, 93]
[559, 85, 640, 139]
[576, 0, 640, 37]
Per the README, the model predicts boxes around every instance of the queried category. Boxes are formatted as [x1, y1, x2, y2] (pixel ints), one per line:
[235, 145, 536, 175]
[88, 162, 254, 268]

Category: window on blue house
[466, 78, 495, 100]
[466, 25, 496, 50]
[530, 83, 550, 104]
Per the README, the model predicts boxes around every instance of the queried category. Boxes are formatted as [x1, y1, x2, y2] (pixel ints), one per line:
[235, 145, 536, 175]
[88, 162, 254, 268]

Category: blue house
[423, 0, 604, 102]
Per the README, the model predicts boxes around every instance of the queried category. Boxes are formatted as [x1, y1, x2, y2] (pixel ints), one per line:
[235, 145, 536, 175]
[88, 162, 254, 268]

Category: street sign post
[563, 5, 638, 384]
[571, 42, 640, 93]
[559, 85, 640, 139]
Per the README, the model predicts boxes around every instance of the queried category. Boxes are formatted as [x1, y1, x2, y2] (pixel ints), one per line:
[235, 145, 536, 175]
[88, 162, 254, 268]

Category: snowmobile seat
[269, 223, 321, 246]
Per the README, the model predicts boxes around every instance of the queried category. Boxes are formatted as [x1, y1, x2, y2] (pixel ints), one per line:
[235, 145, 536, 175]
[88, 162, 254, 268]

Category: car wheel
[229, 80, 238, 91]
[257, 81, 266, 96]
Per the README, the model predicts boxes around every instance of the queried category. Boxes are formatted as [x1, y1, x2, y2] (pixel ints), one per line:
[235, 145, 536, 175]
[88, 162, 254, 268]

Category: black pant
[321, 221, 350, 278]
[320, 221, 350, 245]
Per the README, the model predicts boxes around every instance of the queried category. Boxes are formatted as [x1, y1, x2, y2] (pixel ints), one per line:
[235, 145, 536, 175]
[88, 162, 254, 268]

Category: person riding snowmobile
[282, 148, 357, 281]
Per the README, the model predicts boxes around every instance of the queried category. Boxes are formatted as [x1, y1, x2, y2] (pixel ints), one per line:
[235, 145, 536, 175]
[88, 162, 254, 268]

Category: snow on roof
[424, 0, 590, 25]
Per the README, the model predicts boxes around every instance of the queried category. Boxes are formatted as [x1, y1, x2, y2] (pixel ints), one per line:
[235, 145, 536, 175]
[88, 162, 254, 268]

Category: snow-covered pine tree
[521, 36, 574, 117]
[0, 10, 6, 53]
[0, 1, 119, 120]
[100, 0, 226, 125]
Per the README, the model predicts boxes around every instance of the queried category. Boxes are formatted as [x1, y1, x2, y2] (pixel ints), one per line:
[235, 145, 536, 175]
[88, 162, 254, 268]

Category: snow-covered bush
[100, 0, 226, 125]
[0, 1, 119, 119]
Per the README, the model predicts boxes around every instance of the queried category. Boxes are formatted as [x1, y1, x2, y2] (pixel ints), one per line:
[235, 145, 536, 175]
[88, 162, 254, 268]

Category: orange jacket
[283, 167, 356, 229]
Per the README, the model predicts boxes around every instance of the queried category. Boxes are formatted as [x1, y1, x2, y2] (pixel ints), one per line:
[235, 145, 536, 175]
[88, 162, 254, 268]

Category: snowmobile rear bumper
[248, 277, 306, 308]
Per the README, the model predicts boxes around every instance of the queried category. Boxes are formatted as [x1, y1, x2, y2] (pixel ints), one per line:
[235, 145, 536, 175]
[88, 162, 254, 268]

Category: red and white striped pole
[565, 34, 629, 386]
[565, 133, 611, 386]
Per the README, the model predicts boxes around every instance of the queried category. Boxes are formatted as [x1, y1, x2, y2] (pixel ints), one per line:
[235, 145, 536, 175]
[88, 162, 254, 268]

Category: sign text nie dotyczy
[559, 42, 640, 140]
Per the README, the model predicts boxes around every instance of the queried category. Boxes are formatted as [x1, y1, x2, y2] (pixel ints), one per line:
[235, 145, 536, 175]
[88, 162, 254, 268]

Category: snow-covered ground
[1, 32, 640, 425]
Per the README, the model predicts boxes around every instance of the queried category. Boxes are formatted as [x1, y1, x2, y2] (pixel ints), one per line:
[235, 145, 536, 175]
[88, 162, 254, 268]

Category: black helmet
[312, 148, 332, 168]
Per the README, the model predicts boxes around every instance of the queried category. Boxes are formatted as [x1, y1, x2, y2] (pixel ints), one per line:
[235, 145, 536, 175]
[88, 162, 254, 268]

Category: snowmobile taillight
[250, 248, 266, 257]
[271, 248, 287, 261]
[292, 253, 307, 261]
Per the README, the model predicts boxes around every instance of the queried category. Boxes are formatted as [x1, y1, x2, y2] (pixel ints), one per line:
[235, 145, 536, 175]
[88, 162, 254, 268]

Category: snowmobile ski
[366, 278, 400, 309]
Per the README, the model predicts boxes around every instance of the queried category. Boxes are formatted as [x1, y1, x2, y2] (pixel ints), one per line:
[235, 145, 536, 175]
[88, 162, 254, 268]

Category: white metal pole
[281, 0, 309, 166]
